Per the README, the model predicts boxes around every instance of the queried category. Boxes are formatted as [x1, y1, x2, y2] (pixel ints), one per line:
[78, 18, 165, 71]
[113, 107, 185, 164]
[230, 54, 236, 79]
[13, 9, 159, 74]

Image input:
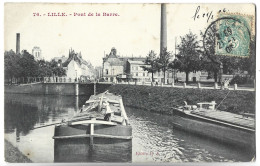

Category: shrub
[108, 84, 255, 114]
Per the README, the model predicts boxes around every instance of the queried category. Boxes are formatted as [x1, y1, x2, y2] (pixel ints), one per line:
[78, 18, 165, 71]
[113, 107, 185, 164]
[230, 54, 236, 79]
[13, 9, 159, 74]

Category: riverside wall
[4, 83, 112, 96]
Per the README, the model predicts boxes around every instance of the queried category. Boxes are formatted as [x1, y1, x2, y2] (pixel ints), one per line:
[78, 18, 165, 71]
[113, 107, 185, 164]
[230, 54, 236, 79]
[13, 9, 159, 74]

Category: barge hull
[53, 124, 132, 162]
[54, 137, 132, 162]
[171, 114, 255, 151]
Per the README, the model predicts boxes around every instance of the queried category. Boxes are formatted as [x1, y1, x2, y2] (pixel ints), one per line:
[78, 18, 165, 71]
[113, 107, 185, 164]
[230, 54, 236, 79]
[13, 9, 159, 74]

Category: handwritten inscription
[33, 12, 120, 17]
[192, 6, 228, 22]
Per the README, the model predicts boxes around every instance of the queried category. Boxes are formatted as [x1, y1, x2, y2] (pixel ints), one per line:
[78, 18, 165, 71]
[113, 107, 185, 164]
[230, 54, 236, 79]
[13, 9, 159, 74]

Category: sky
[4, 3, 255, 67]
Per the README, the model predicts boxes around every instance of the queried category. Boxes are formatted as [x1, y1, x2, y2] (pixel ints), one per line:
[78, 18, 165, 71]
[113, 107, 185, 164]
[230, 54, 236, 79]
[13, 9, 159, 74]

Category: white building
[126, 60, 165, 83]
[63, 49, 95, 82]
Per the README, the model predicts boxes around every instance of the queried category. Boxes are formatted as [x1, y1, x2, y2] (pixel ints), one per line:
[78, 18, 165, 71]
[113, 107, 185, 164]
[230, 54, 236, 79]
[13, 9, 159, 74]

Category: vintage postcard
[3, 2, 256, 164]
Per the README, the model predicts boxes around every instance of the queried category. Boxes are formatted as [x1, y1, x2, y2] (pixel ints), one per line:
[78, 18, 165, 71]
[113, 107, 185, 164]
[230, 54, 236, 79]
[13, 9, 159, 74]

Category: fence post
[183, 82, 186, 88]
[234, 83, 237, 90]
[197, 82, 201, 89]
[214, 82, 218, 89]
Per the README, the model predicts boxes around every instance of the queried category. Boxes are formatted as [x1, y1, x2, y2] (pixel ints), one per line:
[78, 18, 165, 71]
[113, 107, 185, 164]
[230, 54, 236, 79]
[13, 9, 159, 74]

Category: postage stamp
[215, 13, 254, 57]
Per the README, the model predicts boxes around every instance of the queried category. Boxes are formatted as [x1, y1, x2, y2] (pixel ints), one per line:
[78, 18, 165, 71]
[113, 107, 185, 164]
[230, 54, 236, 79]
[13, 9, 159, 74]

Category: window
[143, 73, 145, 76]
[136, 73, 138, 76]
[106, 69, 108, 75]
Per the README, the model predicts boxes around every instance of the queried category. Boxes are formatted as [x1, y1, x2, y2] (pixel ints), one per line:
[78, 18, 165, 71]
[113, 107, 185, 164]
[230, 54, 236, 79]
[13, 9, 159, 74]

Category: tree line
[142, 31, 255, 83]
[4, 49, 66, 84]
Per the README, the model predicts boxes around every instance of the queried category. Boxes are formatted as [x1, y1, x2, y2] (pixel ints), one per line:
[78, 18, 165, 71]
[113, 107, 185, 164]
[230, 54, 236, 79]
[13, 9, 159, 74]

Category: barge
[53, 91, 132, 162]
[171, 101, 255, 151]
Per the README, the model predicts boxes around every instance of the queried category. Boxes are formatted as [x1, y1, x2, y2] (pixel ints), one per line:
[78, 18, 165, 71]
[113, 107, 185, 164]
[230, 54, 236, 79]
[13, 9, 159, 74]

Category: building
[32, 46, 43, 60]
[126, 60, 151, 82]
[102, 47, 167, 83]
[102, 48, 124, 82]
[62, 49, 95, 82]
[94, 66, 103, 80]
[126, 60, 167, 83]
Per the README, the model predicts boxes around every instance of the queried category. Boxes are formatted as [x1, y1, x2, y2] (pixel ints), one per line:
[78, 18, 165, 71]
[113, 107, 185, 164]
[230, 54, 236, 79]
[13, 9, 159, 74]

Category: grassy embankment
[4, 140, 32, 163]
[108, 84, 255, 115]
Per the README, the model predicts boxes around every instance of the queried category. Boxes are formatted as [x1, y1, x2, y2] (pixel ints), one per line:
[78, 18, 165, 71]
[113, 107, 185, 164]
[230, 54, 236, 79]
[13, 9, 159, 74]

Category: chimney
[16, 33, 20, 54]
[160, 4, 167, 57]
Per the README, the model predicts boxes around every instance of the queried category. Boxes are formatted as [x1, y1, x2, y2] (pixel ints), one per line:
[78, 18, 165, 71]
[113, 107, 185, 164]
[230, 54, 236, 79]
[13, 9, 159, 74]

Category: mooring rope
[215, 91, 231, 111]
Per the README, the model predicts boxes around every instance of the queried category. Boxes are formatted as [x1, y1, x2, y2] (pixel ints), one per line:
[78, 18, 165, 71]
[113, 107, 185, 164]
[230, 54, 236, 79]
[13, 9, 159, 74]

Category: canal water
[4, 93, 254, 163]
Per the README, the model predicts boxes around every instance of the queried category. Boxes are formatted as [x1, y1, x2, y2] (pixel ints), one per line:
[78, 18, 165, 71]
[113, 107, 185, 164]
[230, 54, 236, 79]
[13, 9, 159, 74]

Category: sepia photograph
[2, 1, 257, 164]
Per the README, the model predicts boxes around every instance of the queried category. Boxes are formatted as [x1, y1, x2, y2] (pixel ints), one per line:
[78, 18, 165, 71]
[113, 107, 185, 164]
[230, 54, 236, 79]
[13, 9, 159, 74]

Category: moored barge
[53, 91, 132, 162]
[171, 101, 255, 151]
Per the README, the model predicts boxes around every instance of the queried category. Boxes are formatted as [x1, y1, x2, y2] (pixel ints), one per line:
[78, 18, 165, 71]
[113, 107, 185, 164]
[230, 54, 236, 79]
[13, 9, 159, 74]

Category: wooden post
[119, 98, 128, 125]
[90, 122, 94, 135]
[75, 83, 79, 96]
[94, 81, 96, 95]
[89, 118, 95, 155]
[98, 94, 103, 112]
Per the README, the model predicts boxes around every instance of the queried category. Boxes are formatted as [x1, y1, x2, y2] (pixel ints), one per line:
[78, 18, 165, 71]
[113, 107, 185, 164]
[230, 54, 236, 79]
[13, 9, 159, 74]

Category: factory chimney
[160, 4, 167, 57]
[16, 33, 20, 54]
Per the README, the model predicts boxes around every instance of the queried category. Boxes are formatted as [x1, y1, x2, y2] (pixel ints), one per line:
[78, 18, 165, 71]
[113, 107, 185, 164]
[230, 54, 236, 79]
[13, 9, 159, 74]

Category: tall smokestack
[160, 4, 167, 57]
[16, 33, 20, 54]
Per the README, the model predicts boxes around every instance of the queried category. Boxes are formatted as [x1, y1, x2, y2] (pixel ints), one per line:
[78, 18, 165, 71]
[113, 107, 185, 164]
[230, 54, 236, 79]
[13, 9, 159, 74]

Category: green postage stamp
[215, 13, 254, 57]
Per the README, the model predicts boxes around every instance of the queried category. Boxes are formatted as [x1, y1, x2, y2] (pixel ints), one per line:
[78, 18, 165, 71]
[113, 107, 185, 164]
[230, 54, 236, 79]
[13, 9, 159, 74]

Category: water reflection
[4, 93, 254, 163]
[127, 107, 254, 162]
[4, 94, 89, 142]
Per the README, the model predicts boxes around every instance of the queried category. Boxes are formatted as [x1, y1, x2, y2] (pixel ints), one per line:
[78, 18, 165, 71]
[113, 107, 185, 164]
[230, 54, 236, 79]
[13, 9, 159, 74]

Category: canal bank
[4, 82, 112, 95]
[4, 139, 32, 163]
[107, 84, 255, 115]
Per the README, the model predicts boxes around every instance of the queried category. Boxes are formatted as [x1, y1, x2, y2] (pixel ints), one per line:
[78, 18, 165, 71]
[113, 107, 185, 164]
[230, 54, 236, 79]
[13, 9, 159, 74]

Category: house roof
[62, 50, 90, 68]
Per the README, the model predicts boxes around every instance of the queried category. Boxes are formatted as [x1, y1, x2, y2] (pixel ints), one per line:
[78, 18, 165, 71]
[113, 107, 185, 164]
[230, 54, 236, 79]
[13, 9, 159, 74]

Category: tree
[37, 60, 53, 77]
[52, 67, 66, 77]
[175, 32, 202, 83]
[158, 48, 172, 84]
[18, 50, 38, 77]
[141, 50, 159, 82]
[48, 59, 66, 77]
[4, 49, 67, 84]
[238, 39, 256, 78]
[4, 50, 22, 80]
